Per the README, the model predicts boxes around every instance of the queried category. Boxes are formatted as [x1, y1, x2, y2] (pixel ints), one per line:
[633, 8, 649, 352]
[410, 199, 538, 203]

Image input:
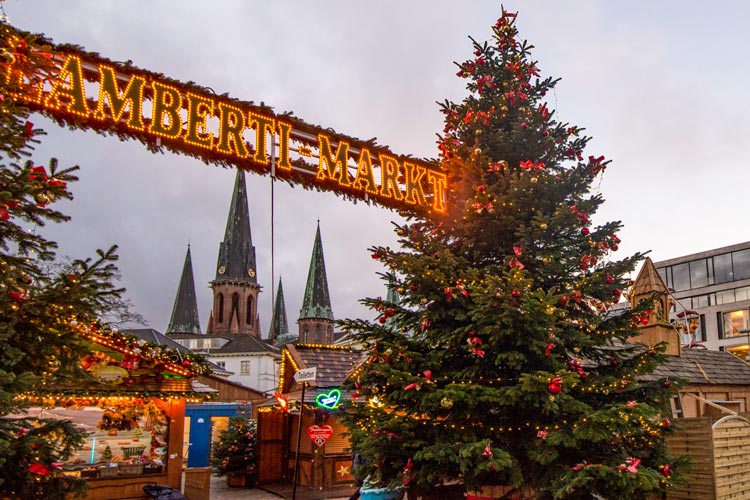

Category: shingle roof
[167, 332, 279, 355]
[289, 344, 361, 387]
[640, 348, 750, 385]
[631, 257, 670, 298]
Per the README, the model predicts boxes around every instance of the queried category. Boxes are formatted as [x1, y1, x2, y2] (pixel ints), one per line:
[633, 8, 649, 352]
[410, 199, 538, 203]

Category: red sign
[306, 425, 333, 447]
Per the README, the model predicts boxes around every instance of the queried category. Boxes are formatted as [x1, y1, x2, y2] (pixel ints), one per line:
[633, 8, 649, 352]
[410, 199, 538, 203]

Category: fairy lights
[1, 27, 448, 216]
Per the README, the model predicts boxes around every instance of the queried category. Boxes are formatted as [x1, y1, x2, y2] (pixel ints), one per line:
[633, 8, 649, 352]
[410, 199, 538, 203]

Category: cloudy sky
[5, 1, 750, 336]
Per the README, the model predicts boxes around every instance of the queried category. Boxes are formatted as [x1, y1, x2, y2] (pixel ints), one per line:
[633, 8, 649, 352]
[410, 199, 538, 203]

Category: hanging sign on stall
[1, 28, 448, 216]
[315, 389, 341, 410]
[307, 425, 333, 447]
[294, 367, 317, 384]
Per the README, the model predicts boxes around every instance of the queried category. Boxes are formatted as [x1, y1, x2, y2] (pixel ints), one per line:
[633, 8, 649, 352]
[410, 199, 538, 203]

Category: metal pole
[292, 382, 306, 500]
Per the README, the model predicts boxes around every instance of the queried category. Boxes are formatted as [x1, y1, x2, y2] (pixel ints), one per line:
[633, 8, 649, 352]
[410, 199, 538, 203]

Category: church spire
[215, 169, 257, 283]
[298, 222, 334, 344]
[206, 170, 261, 337]
[269, 278, 291, 343]
[166, 245, 201, 335]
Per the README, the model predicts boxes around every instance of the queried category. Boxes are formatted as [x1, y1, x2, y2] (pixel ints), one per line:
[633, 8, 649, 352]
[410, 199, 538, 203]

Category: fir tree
[0, 26, 133, 499]
[341, 10, 685, 500]
[210, 405, 257, 483]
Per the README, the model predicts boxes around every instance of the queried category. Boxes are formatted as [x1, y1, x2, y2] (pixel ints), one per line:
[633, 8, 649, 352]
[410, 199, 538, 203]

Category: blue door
[185, 403, 242, 468]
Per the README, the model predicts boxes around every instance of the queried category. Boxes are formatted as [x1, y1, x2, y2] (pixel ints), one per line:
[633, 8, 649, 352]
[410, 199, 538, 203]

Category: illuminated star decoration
[337, 464, 350, 477]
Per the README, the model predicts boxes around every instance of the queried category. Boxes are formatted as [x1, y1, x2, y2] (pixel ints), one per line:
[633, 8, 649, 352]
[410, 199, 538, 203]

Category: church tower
[166, 245, 202, 335]
[206, 170, 261, 337]
[269, 278, 294, 344]
[298, 222, 334, 344]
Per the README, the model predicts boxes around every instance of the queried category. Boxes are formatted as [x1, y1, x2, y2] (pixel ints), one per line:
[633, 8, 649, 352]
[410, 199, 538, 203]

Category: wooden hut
[256, 343, 361, 492]
[19, 327, 211, 500]
[632, 258, 750, 499]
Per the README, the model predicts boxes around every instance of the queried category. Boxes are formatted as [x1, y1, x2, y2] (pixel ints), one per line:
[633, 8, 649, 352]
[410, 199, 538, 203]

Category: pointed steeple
[215, 169, 257, 283]
[269, 278, 291, 342]
[629, 257, 681, 356]
[298, 222, 334, 344]
[299, 222, 333, 321]
[166, 245, 202, 335]
[206, 170, 261, 337]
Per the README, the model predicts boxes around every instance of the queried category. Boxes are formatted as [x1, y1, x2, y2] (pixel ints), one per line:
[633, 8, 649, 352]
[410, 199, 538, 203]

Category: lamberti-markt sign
[2, 28, 447, 215]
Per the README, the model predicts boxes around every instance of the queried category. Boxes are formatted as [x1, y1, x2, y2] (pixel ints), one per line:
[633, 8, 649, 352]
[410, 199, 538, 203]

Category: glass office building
[655, 241, 750, 358]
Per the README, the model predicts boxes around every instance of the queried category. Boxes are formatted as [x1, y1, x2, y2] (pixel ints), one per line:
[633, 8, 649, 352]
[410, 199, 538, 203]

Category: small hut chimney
[628, 257, 681, 356]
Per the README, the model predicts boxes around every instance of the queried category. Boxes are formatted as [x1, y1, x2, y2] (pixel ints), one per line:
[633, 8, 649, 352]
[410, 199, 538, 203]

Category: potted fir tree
[210, 406, 257, 488]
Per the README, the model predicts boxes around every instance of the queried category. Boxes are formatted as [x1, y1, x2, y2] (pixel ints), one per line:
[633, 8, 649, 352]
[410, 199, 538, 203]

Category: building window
[231, 293, 240, 323]
[217, 293, 224, 323]
[689, 260, 709, 289]
[722, 309, 750, 338]
[713, 253, 733, 284]
[716, 290, 736, 305]
[734, 250, 750, 281]
[216, 361, 225, 369]
[240, 361, 251, 375]
[671, 263, 690, 292]
[246, 296, 254, 324]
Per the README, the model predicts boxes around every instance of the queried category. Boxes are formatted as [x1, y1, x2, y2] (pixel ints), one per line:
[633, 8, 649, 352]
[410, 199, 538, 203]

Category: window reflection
[713, 253, 733, 284]
[672, 263, 691, 291]
[722, 309, 750, 337]
[734, 250, 750, 281]
[689, 260, 708, 288]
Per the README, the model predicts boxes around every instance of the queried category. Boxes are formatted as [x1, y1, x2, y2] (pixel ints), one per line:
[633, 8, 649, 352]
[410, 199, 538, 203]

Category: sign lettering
[293, 367, 317, 383]
[306, 425, 333, 447]
[2, 30, 448, 215]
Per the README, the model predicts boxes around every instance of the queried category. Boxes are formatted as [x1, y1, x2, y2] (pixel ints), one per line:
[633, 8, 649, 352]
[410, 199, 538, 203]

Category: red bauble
[581, 227, 590, 236]
[606, 275, 614, 284]
[548, 377, 563, 395]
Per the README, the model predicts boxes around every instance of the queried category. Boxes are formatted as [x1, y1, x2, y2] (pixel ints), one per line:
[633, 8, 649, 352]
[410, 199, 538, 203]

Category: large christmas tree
[341, 10, 684, 500]
[0, 26, 132, 499]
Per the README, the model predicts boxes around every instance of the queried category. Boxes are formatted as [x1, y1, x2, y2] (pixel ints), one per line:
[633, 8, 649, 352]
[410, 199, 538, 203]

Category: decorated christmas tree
[99, 445, 113, 463]
[210, 405, 257, 484]
[341, 9, 685, 500]
[0, 26, 133, 499]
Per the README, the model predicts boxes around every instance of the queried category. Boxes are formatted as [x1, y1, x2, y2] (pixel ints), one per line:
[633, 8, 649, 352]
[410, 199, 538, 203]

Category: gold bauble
[440, 397, 454, 409]
[539, 223, 548, 230]
[530, 177, 538, 184]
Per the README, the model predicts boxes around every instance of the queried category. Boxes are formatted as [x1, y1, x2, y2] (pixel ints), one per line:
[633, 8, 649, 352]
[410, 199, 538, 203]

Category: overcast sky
[5, 1, 750, 336]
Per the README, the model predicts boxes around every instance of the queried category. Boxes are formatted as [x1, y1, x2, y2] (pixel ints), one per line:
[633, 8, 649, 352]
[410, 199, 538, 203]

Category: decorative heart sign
[315, 389, 341, 410]
[307, 425, 333, 447]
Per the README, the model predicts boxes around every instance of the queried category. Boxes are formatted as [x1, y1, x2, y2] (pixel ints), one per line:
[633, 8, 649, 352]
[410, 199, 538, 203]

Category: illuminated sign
[2, 29, 447, 215]
[307, 424, 333, 447]
[315, 388, 341, 410]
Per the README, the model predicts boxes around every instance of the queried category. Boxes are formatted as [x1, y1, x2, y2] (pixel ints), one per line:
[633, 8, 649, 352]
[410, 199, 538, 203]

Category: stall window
[21, 400, 169, 478]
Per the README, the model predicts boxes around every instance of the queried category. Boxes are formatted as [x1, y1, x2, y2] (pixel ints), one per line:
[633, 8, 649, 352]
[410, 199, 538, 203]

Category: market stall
[16, 326, 211, 500]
